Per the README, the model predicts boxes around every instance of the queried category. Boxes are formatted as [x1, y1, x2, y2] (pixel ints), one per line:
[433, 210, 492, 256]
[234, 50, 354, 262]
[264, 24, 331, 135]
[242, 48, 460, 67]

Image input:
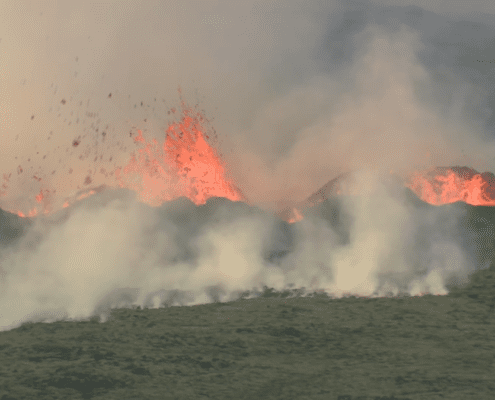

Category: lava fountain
[113, 98, 246, 208]
[2, 96, 246, 218]
[2, 93, 495, 223]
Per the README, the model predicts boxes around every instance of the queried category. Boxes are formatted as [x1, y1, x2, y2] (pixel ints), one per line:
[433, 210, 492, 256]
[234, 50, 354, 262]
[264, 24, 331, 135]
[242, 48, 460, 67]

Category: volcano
[277, 166, 495, 224]
[0, 96, 248, 219]
[273, 167, 495, 278]
[3, 138, 495, 328]
[3, 86, 495, 227]
[2, 94, 495, 322]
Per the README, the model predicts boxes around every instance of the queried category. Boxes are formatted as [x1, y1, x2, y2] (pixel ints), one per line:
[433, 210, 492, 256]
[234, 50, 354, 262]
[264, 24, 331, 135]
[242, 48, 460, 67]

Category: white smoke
[0, 170, 481, 331]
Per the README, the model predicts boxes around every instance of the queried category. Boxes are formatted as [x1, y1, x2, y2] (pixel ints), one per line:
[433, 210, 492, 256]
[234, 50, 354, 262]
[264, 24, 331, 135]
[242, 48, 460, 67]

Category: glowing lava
[1, 95, 245, 218]
[278, 166, 495, 224]
[114, 100, 245, 207]
[2, 89, 495, 220]
[405, 166, 495, 206]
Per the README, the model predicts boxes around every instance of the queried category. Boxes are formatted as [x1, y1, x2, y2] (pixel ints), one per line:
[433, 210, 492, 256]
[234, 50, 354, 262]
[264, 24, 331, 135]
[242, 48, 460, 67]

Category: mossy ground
[1, 266, 494, 400]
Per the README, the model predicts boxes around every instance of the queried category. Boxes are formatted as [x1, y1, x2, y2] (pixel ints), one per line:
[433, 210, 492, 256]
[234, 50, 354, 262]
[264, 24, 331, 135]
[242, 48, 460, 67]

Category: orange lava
[5, 162, 495, 221]
[114, 100, 244, 207]
[2, 89, 494, 221]
[405, 166, 495, 206]
[2, 95, 244, 218]
[286, 207, 304, 224]
[278, 167, 495, 224]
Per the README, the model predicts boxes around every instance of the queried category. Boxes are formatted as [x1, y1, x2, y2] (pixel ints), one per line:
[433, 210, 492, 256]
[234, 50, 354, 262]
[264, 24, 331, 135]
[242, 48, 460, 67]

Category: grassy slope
[0, 265, 494, 400]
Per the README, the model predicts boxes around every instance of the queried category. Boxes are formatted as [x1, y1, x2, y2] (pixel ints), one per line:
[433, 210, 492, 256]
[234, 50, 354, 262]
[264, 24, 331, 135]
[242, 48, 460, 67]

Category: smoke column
[1, 0, 495, 330]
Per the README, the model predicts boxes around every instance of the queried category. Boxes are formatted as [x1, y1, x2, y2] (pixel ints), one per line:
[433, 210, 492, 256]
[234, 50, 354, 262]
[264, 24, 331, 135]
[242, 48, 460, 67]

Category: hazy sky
[2, 0, 495, 211]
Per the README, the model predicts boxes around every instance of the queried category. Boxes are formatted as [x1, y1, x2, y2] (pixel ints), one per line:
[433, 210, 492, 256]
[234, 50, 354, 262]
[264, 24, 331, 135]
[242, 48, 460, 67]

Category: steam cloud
[1, 0, 495, 330]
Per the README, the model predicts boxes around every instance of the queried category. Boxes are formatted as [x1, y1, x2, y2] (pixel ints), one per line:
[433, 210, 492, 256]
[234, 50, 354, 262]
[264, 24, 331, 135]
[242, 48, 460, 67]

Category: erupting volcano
[277, 166, 495, 224]
[5, 8, 495, 399]
[1, 96, 246, 218]
[3, 95, 495, 222]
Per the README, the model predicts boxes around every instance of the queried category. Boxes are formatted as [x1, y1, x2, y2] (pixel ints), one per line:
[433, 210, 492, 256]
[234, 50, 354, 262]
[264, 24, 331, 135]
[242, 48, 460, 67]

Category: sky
[1, 0, 495, 330]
